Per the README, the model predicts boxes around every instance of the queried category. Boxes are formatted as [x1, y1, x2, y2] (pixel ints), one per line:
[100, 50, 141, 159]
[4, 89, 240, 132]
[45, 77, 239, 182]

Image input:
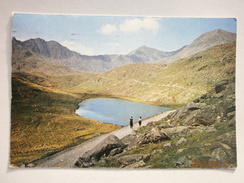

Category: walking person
[129, 116, 133, 128]
[138, 116, 142, 127]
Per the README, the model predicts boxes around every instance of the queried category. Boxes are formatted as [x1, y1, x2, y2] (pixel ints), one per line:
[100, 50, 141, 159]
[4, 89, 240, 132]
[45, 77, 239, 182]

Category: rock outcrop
[75, 135, 126, 167]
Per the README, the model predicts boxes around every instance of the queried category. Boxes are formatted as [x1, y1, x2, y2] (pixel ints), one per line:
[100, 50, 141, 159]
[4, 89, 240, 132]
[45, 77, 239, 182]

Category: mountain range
[12, 38, 179, 74]
[12, 29, 236, 75]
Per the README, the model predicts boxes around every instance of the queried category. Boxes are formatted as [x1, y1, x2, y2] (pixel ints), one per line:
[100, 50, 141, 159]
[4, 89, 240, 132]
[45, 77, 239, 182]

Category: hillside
[158, 29, 236, 63]
[84, 77, 236, 169]
[10, 74, 121, 166]
[70, 42, 236, 106]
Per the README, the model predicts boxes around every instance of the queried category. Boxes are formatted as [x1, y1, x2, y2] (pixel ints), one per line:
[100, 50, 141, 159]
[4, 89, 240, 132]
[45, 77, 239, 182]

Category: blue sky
[12, 14, 236, 55]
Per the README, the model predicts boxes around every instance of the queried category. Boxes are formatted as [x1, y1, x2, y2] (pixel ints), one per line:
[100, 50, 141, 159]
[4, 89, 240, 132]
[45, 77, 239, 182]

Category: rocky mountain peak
[157, 29, 236, 63]
[190, 29, 236, 47]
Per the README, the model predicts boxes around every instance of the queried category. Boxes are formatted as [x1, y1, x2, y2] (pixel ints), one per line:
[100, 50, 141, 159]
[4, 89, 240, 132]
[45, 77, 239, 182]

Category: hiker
[129, 116, 133, 128]
[138, 116, 142, 127]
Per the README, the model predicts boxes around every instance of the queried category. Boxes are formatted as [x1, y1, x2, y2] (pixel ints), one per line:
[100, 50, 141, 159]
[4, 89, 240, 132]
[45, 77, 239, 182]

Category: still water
[75, 98, 172, 126]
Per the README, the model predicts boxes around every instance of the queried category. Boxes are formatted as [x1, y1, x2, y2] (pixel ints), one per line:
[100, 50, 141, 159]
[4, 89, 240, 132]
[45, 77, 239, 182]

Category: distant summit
[128, 45, 181, 63]
[158, 29, 236, 63]
[19, 38, 80, 60]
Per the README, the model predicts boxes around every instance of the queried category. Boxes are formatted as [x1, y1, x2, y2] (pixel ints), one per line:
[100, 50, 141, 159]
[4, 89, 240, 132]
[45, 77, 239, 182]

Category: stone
[172, 102, 205, 120]
[175, 156, 193, 167]
[215, 80, 228, 93]
[227, 111, 235, 120]
[211, 148, 228, 161]
[203, 143, 212, 147]
[205, 126, 217, 132]
[121, 135, 136, 145]
[129, 126, 170, 148]
[75, 135, 126, 167]
[118, 154, 150, 165]
[220, 143, 232, 150]
[124, 160, 146, 169]
[150, 127, 169, 143]
[163, 143, 172, 148]
[216, 131, 236, 148]
[151, 150, 158, 155]
[162, 126, 189, 137]
[176, 137, 187, 146]
[177, 148, 186, 153]
[109, 147, 123, 157]
[188, 127, 205, 134]
[26, 163, 35, 168]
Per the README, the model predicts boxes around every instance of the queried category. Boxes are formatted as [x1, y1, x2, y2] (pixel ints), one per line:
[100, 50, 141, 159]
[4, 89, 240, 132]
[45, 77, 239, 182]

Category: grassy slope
[71, 42, 235, 106]
[10, 42, 236, 167]
[99, 120, 236, 169]
[95, 78, 236, 169]
[10, 74, 120, 166]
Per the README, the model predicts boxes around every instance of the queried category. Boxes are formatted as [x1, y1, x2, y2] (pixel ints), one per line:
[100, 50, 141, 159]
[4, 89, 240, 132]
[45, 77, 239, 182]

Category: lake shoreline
[75, 97, 173, 126]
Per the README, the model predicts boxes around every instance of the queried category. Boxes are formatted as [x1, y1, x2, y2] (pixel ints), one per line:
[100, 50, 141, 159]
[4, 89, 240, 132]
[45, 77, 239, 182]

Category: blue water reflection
[76, 98, 172, 126]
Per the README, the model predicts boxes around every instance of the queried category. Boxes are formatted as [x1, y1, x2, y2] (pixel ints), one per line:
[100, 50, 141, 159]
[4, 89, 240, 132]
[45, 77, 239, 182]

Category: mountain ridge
[157, 29, 236, 63]
[12, 29, 236, 74]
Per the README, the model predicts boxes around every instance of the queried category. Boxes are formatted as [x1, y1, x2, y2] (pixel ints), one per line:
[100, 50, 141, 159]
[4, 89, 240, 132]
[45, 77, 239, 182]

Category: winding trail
[32, 110, 175, 168]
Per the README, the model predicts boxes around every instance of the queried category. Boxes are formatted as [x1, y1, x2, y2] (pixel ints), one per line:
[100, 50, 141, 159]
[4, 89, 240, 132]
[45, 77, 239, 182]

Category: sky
[12, 14, 237, 55]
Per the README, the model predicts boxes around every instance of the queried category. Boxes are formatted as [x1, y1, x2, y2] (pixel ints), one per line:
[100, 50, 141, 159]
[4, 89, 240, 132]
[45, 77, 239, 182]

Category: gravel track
[33, 110, 175, 168]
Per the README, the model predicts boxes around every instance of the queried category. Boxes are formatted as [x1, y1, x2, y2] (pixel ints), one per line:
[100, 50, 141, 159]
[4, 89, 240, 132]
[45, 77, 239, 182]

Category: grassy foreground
[10, 74, 120, 166]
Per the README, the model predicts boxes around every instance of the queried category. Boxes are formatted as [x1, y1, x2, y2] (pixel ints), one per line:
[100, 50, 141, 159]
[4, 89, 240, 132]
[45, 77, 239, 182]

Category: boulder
[163, 143, 172, 148]
[75, 135, 126, 167]
[172, 102, 205, 120]
[123, 160, 146, 169]
[121, 134, 136, 145]
[193, 106, 222, 126]
[211, 147, 236, 162]
[176, 137, 187, 146]
[118, 154, 150, 165]
[215, 80, 228, 93]
[109, 147, 124, 157]
[132, 127, 170, 147]
[177, 148, 186, 153]
[216, 131, 236, 149]
[175, 156, 193, 167]
[211, 148, 228, 161]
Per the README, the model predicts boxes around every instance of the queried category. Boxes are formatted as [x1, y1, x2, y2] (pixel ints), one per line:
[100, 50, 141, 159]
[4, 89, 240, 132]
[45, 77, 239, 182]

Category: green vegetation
[71, 42, 236, 106]
[10, 74, 121, 166]
[96, 120, 236, 169]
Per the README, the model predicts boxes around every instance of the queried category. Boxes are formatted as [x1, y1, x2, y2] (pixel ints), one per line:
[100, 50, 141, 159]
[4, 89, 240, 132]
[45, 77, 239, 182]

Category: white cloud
[99, 24, 117, 35]
[142, 18, 160, 33]
[62, 40, 95, 55]
[119, 19, 143, 33]
[119, 18, 160, 33]
[98, 18, 160, 36]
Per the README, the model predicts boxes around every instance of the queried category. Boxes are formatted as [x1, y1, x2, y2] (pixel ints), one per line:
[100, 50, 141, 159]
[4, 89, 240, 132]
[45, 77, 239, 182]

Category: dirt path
[32, 110, 175, 168]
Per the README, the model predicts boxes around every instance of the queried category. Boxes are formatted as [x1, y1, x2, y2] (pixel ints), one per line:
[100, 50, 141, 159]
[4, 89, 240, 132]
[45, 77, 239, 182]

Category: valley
[10, 29, 236, 167]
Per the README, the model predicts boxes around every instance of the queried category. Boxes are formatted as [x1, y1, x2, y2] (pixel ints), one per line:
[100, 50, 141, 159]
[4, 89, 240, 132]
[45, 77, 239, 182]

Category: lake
[75, 98, 172, 126]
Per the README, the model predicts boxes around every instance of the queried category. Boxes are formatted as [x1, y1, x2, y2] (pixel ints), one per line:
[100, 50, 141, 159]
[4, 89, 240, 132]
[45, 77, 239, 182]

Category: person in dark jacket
[129, 116, 133, 128]
[138, 116, 142, 127]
